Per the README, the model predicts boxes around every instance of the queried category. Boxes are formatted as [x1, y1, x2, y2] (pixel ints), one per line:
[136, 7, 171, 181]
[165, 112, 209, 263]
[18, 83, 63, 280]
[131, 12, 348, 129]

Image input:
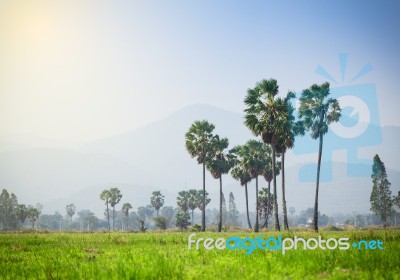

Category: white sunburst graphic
[315, 53, 373, 139]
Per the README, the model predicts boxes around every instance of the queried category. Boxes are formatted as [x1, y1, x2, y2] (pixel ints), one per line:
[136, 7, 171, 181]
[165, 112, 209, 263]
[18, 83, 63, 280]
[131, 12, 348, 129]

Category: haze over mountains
[1, 104, 399, 217]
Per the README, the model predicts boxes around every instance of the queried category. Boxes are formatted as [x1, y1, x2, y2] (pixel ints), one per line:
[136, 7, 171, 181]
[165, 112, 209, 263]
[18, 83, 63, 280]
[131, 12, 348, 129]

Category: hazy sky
[1, 0, 399, 146]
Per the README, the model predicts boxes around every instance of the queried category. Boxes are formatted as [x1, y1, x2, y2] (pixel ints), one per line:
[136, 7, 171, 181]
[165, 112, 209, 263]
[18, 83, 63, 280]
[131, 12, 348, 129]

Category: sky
[1, 0, 399, 147]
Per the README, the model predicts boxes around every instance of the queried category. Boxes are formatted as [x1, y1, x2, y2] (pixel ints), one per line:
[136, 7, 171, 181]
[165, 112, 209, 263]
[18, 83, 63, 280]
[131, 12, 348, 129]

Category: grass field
[1, 229, 399, 279]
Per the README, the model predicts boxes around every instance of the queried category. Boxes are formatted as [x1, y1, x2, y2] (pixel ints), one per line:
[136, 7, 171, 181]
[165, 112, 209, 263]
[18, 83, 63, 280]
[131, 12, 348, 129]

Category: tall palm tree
[298, 82, 341, 231]
[230, 160, 252, 230]
[244, 78, 286, 231]
[66, 204, 76, 230]
[109, 188, 122, 230]
[185, 120, 216, 231]
[122, 203, 132, 231]
[275, 91, 299, 230]
[100, 189, 112, 231]
[242, 140, 270, 232]
[206, 135, 233, 232]
[150, 191, 165, 216]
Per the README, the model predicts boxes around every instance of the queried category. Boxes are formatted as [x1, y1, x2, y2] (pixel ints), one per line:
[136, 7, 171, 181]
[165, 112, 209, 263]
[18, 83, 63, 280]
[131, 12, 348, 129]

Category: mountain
[0, 103, 399, 216]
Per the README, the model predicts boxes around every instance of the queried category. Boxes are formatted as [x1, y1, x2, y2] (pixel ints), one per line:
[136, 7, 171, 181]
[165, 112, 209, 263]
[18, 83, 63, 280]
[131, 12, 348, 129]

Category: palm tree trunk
[112, 206, 115, 231]
[202, 161, 206, 232]
[271, 143, 280, 231]
[106, 203, 110, 231]
[191, 210, 194, 224]
[245, 183, 252, 230]
[255, 175, 259, 232]
[314, 133, 323, 232]
[282, 152, 289, 230]
[263, 181, 271, 229]
[218, 176, 222, 232]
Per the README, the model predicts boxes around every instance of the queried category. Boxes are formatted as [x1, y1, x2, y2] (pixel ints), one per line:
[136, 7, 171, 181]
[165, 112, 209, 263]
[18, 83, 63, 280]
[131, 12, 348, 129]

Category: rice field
[1, 229, 399, 279]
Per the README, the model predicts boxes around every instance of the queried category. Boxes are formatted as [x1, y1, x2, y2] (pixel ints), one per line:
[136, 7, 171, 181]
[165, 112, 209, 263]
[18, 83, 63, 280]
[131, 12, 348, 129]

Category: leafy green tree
[298, 82, 341, 231]
[109, 188, 122, 230]
[258, 187, 274, 228]
[262, 157, 280, 228]
[228, 192, 239, 226]
[244, 79, 286, 231]
[100, 189, 112, 231]
[187, 189, 200, 223]
[27, 205, 40, 229]
[370, 154, 393, 227]
[177, 191, 190, 213]
[0, 189, 18, 230]
[185, 120, 216, 231]
[176, 211, 190, 231]
[161, 206, 175, 228]
[230, 145, 253, 230]
[206, 135, 233, 232]
[153, 216, 168, 230]
[122, 203, 133, 230]
[16, 204, 28, 227]
[66, 204, 76, 230]
[150, 191, 165, 216]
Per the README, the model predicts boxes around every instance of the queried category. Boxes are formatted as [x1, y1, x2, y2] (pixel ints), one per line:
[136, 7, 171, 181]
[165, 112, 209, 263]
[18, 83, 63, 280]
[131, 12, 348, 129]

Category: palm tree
[206, 135, 233, 232]
[65, 204, 76, 230]
[230, 145, 253, 230]
[109, 188, 122, 230]
[244, 78, 287, 231]
[298, 82, 341, 231]
[242, 140, 270, 232]
[187, 189, 201, 224]
[16, 204, 28, 227]
[150, 191, 165, 216]
[275, 91, 299, 230]
[122, 203, 132, 231]
[185, 120, 216, 231]
[27, 206, 40, 229]
[100, 189, 112, 231]
[177, 190, 190, 213]
[262, 158, 280, 229]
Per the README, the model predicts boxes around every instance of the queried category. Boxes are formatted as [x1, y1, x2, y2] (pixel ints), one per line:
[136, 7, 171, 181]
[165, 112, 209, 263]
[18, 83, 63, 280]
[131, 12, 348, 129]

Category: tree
[65, 204, 76, 230]
[161, 206, 176, 228]
[100, 189, 112, 231]
[298, 82, 341, 231]
[177, 191, 190, 213]
[262, 157, 280, 228]
[228, 192, 239, 226]
[0, 189, 18, 230]
[109, 188, 122, 230]
[206, 135, 233, 232]
[27, 205, 40, 229]
[242, 140, 271, 232]
[150, 191, 165, 216]
[185, 120, 216, 231]
[275, 91, 299, 230]
[230, 145, 253, 230]
[16, 204, 28, 227]
[122, 203, 133, 231]
[244, 78, 286, 231]
[176, 211, 190, 231]
[153, 216, 168, 230]
[258, 187, 274, 228]
[187, 189, 200, 223]
[370, 155, 393, 227]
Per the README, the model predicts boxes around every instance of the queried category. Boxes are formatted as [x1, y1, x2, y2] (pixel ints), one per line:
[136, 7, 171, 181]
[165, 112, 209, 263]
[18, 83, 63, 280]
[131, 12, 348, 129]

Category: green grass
[1, 229, 399, 279]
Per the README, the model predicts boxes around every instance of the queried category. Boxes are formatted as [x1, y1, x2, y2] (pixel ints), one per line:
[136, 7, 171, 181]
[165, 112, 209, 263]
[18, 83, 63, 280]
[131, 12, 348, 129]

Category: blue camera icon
[293, 54, 382, 182]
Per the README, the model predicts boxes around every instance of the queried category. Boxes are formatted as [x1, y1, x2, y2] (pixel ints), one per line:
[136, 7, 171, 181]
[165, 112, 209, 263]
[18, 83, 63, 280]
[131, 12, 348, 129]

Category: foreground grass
[0, 230, 399, 279]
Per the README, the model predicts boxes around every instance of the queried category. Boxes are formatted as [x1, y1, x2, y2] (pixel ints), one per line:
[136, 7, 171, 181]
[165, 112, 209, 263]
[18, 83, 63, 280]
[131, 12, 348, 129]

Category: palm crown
[299, 82, 341, 139]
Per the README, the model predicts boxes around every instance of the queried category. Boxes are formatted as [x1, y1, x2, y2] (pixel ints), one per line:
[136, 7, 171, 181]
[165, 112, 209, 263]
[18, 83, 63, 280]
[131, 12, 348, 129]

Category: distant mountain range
[1, 104, 399, 216]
